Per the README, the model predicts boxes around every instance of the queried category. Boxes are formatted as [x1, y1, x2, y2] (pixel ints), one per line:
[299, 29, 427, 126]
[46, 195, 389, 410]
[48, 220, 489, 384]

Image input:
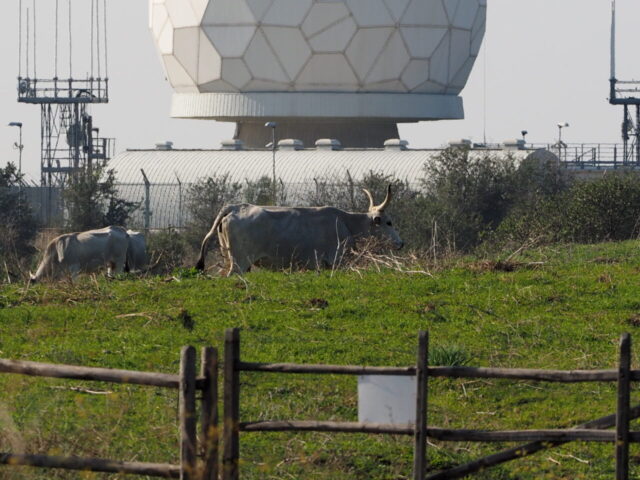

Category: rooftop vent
[277, 139, 304, 151]
[384, 138, 409, 151]
[155, 141, 173, 150]
[315, 138, 342, 151]
[502, 139, 527, 150]
[447, 139, 472, 148]
[221, 139, 245, 151]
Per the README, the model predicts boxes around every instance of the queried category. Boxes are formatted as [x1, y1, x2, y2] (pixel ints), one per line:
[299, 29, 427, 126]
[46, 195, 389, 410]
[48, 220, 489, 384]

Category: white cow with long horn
[196, 185, 403, 275]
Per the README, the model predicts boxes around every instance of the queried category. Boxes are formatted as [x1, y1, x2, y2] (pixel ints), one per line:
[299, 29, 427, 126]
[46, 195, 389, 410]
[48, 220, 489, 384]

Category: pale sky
[0, 0, 638, 181]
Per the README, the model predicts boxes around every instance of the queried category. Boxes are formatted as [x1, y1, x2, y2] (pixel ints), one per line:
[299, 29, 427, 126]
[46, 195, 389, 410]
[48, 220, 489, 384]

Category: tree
[244, 175, 287, 206]
[185, 174, 242, 248]
[63, 165, 138, 231]
[420, 147, 520, 252]
[0, 162, 37, 274]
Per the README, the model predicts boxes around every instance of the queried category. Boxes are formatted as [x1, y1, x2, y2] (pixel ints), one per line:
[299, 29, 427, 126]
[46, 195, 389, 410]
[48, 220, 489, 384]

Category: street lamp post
[265, 121, 277, 205]
[8, 122, 23, 176]
[557, 122, 569, 161]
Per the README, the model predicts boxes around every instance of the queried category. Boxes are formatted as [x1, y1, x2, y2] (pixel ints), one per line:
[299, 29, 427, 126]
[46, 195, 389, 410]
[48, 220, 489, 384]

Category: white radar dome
[149, 0, 486, 147]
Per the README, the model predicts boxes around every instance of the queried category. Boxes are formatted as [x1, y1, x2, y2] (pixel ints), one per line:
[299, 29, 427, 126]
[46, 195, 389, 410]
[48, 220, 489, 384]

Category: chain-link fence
[105, 147, 547, 231]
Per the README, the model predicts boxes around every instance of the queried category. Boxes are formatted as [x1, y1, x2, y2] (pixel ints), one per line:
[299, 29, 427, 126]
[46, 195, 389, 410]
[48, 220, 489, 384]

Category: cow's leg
[113, 252, 127, 275]
[228, 255, 252, 276]
[69, 265, 81, 283]
[106, 261, 116, 278]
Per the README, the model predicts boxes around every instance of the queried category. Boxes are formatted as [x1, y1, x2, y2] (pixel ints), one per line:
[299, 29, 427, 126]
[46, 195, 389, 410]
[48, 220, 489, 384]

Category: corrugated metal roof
[109, 148, 539, 186]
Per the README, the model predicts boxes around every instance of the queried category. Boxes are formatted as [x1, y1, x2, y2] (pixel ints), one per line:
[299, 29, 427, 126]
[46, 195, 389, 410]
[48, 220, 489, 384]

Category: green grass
[2, 241, 640, 478]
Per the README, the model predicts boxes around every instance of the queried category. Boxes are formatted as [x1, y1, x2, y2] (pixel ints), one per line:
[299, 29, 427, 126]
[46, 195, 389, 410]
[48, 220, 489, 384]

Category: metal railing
[530, 143, 639, 169]
[17, 77, 109, 104]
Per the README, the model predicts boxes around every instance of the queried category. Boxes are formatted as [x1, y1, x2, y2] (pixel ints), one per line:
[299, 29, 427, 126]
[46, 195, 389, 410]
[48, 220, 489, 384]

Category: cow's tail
[196, 205, 234, 271]
[124, 249, 131, 273]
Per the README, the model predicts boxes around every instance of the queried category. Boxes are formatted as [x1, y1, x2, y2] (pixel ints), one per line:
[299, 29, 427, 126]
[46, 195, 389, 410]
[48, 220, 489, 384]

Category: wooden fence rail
[240, 361, 640, 382]
[225, 328, 638, 480]
[0, 358, 185, 388]
[2, 330, 637, 479]
[238, 421, 640, 443]
[0, 347, 219, 480]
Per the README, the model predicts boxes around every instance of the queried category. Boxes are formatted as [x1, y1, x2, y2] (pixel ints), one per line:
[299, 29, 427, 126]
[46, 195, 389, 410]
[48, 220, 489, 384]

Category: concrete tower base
[234, 121, 400, 149]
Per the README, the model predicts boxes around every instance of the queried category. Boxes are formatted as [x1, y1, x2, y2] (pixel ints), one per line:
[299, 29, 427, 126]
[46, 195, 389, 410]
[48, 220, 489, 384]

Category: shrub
[564, 172, 640, 242]
[306, 171, 359, 210]
[184, 174, 242, 248]
[419, 147, 520, 252]
[492, 195, 567, 247]
[146, 228, 188, 274]
[63, 166, 138, 231]
[244, 175, 287, 205]
[0, 163, 37, 278]
[495, 171, 640, 247]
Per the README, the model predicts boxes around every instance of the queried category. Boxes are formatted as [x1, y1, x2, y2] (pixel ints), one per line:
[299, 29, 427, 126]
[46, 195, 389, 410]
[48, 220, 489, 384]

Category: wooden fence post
[414, 331, 429, 480]
[180, 346, 197, 480]
[223, 329, 240, 480]
[201, 347, 219, 480]
[616, 333, 631, 480]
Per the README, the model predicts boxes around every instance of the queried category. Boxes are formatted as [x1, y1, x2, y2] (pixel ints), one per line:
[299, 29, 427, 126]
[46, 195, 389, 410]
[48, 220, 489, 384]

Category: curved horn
[377, 184, 393, 211]
[362, 188, 375, 210]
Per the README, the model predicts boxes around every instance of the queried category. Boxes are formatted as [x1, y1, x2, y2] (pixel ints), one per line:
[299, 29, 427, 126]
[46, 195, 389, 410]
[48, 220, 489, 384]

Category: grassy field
[1, 241, 640, 479]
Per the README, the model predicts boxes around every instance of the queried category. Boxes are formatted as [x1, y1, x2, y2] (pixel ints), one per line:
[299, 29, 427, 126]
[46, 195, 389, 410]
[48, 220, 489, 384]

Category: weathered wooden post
[616, 333, 631, 480]
[414, 331, 429, 480]
[180, 346, 197, 480]
[223, 329, 240, 480]
[201, 347, 219, 480]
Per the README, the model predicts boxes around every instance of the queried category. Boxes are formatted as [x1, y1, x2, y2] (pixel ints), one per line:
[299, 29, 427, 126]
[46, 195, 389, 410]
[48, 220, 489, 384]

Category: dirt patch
[627, 314, 640, 328]
[591, 256, 621, 265]
[308, 298, 329, 309]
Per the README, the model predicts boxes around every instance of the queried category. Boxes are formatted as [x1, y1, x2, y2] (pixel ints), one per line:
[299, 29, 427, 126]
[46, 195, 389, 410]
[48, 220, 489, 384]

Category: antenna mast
[610, 0, 616, 88]
[16, 0, 114, 197]
[608, 0, 640, 165]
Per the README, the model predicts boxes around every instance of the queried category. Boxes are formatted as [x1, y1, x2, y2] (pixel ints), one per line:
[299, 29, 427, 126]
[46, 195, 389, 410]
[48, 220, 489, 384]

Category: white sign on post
[357, 375, 416, 425]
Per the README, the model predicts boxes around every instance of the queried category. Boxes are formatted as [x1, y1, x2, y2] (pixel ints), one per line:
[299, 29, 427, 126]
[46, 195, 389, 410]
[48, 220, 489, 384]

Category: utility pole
[265, 122, 277, 205]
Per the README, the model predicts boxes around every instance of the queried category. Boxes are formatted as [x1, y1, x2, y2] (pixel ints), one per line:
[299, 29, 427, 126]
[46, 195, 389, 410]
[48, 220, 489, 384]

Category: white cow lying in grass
[30, 226, 130, 282]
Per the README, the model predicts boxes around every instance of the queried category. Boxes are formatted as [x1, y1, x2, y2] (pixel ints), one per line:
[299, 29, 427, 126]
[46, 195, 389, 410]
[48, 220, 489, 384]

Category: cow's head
[363, 185, 404, 249]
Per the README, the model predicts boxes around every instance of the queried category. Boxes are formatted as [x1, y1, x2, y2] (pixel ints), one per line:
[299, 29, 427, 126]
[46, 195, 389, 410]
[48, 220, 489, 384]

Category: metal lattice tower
[16, 0, 114, 187]
[609, 0, 640, 165]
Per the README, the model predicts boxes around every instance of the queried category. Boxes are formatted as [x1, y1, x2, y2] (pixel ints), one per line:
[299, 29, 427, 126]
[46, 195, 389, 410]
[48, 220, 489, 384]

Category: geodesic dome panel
[149, 0, 486, 95]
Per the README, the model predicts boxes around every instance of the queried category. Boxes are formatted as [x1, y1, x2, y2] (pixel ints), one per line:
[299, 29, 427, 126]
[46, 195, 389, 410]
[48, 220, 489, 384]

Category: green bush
[0, 163, 37, 278]
[146, 228, 188, 274]
[419, 147, 521, 252]
[564, 172, 640, 242]
[184, 174, 242, 249]
[63, 166, 138, 231]
[495, 171, 640, 247]
[244, 175, 287, 205]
